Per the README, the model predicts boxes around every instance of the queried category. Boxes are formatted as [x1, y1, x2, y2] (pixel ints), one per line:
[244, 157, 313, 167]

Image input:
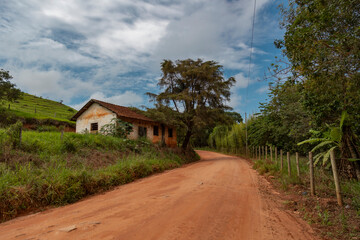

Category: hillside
[1, 93, 77, 125]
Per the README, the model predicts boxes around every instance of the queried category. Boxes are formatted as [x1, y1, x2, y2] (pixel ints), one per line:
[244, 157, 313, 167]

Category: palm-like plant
[298, 112, 360, 168]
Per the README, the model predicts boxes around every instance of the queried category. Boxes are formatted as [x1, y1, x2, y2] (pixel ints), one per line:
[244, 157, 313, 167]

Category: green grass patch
[0, 130, 199, 222]
[2, 93, 77, 121]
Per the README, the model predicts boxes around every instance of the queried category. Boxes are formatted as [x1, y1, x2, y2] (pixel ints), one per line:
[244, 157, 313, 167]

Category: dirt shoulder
[0, 150, 319, 240]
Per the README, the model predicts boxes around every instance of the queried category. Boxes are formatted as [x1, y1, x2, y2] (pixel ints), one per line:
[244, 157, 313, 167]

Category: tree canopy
[278, 0, 360, 127]
[148, 59, 235, 149]
[0, 69, 21, 103]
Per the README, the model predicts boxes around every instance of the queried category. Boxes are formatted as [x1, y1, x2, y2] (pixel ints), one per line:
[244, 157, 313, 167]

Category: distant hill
[1, 93, 77, 125]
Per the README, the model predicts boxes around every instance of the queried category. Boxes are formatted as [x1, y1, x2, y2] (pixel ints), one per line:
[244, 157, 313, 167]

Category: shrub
[61, 136, 78, 153]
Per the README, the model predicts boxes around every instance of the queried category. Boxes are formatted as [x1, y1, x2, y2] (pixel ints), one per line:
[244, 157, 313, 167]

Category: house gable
[72, 99, 177, 147]
[75, 103, 116, 133]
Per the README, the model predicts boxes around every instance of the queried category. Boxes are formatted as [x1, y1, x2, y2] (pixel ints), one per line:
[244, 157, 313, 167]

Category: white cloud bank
[0, 0, 273, 109]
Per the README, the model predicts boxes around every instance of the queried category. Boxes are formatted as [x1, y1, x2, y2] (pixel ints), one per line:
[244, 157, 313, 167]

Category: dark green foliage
[247, 81, 312, 153]
[147, 59, 235, 150]
[225, 111, 243, 123]
[0, 69, 21, 103]
[246, 0, 360, 178]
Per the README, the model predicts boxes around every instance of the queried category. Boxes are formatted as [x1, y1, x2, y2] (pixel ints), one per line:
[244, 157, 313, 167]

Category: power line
[246, 0, 257, 100]
[245, 0, 257, 157]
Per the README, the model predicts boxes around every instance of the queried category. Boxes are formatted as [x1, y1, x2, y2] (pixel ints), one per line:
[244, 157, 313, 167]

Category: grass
[201, 146, 360, 240]
[250, 151, 360, 240]
[0, 130, 199, 222]
[1, 92, 77, 122]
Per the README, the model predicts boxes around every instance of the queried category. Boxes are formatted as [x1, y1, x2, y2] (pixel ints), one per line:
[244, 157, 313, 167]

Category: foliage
[208, 123, 247, 153]
[298, 111, 360, 178]
[247, 81, 312, 152]
[0, 121, 23, 150]
[246, 0, 360, 179]
[225, 111, 243, 123]
[276, 0, 360, 140]
[0, 130, 199, 222]
[148, 58, 235, 149]
[100, 118, 133, 138]
[0, 69, 21, 103]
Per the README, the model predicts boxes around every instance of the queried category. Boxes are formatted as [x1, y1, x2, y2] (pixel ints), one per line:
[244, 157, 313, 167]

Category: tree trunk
[182, 130, 192, 150]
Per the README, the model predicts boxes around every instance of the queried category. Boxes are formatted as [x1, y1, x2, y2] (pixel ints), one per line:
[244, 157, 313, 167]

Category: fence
[250, 146, 343, 206]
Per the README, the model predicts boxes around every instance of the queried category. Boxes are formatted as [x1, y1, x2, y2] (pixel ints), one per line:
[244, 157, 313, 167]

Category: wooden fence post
[275, 147, 277, 162]
[270, 146, 273, 162]
[309, 152, 315, 196]
[262, 146, 265, 160]
[287, 152, 291, 176]
[265, 146, 268, 160]
[258, 146, 261, 160]
[296, 152, 300, 177]
[330, 149, 342, 206]
[280, 149, 283, 170]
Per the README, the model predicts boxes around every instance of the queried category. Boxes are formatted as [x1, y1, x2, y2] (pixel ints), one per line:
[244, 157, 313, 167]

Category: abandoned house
[71, 99, 177, 147]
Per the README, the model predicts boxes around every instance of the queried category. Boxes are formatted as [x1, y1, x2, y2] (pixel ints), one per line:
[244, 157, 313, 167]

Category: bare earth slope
[0, 151, 318, 240]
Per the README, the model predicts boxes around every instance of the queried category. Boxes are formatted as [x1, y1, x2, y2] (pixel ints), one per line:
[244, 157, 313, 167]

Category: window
[168, 128, 173, 138]
[153, 126, 159, 136]
[90, 122, 98, 131]
[138, 126, 147, 137]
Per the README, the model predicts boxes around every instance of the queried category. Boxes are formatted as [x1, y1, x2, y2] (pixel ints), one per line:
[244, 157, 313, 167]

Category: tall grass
[0, 129, 199, 222]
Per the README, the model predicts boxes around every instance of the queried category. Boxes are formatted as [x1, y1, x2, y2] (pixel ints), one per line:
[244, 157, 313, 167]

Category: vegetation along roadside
[0, 122, 199, 223]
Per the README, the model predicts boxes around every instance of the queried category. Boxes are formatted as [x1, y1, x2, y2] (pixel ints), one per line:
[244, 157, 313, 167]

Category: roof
[71, 99, 154, 122]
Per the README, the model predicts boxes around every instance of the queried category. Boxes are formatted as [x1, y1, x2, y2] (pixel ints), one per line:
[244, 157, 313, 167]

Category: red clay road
[0, 150, 318, 240]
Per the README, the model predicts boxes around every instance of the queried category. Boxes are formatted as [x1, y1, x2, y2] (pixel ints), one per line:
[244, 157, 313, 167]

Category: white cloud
[256, 85, 269, 93]
[72, 91, 143, 110]
[10, 67, 97, 104]
[234, 72, 251, 89]
[0, 0, 276, 109]
[228, 93, 242, 109]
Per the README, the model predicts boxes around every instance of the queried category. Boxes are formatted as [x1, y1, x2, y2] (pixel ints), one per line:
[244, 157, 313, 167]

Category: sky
[0, 0, 285, 117]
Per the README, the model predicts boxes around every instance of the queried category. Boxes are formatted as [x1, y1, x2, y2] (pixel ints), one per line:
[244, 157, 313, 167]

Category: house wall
[75, 104, 177, 147]
[120, 117, 177, 147]
[76, 103, 116, 133]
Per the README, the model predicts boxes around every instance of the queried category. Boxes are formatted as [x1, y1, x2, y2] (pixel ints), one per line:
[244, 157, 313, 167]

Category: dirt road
[0, 151, 318, 240]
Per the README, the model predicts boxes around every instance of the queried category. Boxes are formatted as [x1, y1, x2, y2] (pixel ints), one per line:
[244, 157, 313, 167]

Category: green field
[1, 93, 77, 122]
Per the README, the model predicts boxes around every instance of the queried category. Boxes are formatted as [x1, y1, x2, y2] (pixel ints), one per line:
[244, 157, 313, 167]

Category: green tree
[277, 0, 360, 177]
[148, 59, 235, 150]
[225, 111, 243, 123]
[247, 80, 311, 152]
[278, 0, 360, 126]
[0, 69, 21, 102]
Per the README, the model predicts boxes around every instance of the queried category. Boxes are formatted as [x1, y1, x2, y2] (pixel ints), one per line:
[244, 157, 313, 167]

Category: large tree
[148, 59, 235, 150]
[275, 0, 360, 177]
[278, 0, 360, 126]
[0, 69, 21, 103]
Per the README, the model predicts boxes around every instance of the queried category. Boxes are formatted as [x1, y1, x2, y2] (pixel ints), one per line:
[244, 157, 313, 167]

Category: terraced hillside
[1, 93, 77, 124]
